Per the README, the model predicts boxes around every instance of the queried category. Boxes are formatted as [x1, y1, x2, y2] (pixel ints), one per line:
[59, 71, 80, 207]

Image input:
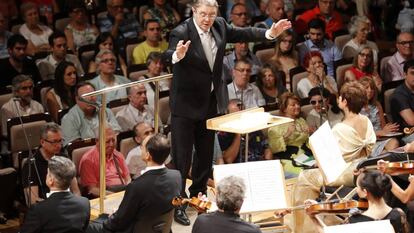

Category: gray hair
[95, 49, 116, 73]
[192, 0, 219, 9]
[40, 123, 61, 140]
[348, 15, 371, 38]
[216, 176, 245, 211]
[48, 156, 76, 190]
[93, 125, 116, 139]
[146, 51, 163, 67]
[20, 2, 37, 18]
[12, 74, 33, 93]
[126, 83, 145, 95]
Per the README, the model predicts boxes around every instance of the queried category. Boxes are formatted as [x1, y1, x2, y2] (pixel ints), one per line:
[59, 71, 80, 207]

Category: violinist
[305, 170, 409, 233]
[192, 176, 261, 233]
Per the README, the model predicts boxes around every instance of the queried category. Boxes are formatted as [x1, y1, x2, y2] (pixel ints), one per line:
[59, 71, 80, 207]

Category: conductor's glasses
[196, 10, 217, 20]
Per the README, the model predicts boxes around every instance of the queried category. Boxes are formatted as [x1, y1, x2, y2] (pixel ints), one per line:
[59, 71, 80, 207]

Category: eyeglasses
[398, 40, 414, 46]
[44, 139, 64, 144]
[232, 12, 248, 17]
[359, 52, 372, 58]
[235, 68, 252, 73]
[101, 58, 116, 64]
[196, 10, 217, 19]
[310, 100, 323, 105]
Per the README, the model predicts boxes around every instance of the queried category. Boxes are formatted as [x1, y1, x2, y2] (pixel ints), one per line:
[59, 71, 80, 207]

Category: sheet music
[309, 122, 347, 184]
[213, 160, 287, 214]
[324, 220, 394, 233]
[219, 112, 271, 130]
[91, 194, 123, 214]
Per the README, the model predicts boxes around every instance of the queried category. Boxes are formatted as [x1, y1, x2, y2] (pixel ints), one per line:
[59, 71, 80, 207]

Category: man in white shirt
[384, 32, 414, 82]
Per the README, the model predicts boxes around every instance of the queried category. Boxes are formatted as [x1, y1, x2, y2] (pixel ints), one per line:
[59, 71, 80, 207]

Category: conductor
[165, 0, 291, 225]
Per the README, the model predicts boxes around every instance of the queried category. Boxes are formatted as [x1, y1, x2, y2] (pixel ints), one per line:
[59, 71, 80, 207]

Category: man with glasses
[133, 19, 168, 65]
[384, 32, 414, 82]
[37, 31, 84, 81]
[21, 123, 81, 205]
[230, 3, 249, 27]
[165, 0, 290, 225]
[97, 0, 142, 57]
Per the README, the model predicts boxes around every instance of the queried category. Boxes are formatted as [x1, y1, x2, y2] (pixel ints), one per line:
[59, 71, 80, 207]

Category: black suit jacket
[103, 168, 182, 232]
[192, 211, 262, 233]
[165, 17, 268, 119]
[20, 192, 90, 233]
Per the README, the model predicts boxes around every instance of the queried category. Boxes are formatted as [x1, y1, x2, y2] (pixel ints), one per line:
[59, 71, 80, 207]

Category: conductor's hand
[176, 40, 191, 60]
[269, 19, 292, 38]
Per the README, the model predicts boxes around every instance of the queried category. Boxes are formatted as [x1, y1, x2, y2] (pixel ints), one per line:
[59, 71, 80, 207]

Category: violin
[383, 161, 414, 176]
[305, 200, 368, 215]
[404, 127, 414, 135]
[172, 196, 212, 213]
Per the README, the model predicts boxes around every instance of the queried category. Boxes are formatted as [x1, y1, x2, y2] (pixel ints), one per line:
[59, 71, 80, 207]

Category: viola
[172, 196, 212, 213]
[305, 200, 368, 215]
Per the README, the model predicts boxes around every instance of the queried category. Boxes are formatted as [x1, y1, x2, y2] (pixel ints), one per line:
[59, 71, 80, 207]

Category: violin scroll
[404, 127, 414, 135]
[172, 196, 212, 213]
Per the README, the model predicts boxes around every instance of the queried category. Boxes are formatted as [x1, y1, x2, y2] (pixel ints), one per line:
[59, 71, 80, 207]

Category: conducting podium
[206, 107, 293, 162]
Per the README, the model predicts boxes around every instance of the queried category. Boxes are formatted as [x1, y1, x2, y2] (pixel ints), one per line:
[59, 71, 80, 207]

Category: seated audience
[126, 122, 154, 179]
[297, 51, 338, 98]
[396, 1, 414, 33]
[268, 92, 312, 176]
[88, 32, 127, 77]
[305, 170, 409, 233]
[79, 127, 130, 197]
[22, 123, 80, 205]
[36, 31, 84, 80]
[293, 82, 376, 233]
[116, 84, 162, 132]
[143, 0, 181, 38]
[227, 60, 265, 109]
[192, 175, 261, 233]
[254, 0, 284, 29]
[20, 156, 90, 233]
[294, 0, 344, 39]
[0, 13, 12, 59]
[218, 99, 272, 163]
[87, 134, 180, 233]
[64, 0, 99, 53]
[0, 34, 41, 86]
[89, 49, 130, 103]
[268, 30, 298, 90]
[384, 32, 414, 83]
[137, 52, 170, 107]
[19, 2, 53, 55]
[342, 15, 379, 64]
[256, 65, 287, 105]
[61, 82, 121, 146]
[229, 3, 249, 27]
[223, 42, 262, 83]
[306, 87, 343, 132]
[359, 77, 399, 154]
[1, 75, 44, 137]
[132, 19, 168, 65]
[297, 18, 342, 77]
[390, 59, 414, 143]
[344, 46, 382, 91]
[46, 61, 78, 122]
[226, 0, 261, 22]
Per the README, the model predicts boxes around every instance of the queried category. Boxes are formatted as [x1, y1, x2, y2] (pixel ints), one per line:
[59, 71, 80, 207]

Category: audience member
[143, 0, 181, 38]
[297, 51, 338, 98]
[132, 19, 168, 65]
[344, 46, 382, 91]
[22, 0, 55, 26]
[227, 60, 265, 109]
[45, 61, 78, 122]
[384, 32, 414, 82]
[268, 29, 298, 89]
[61, 82, 121, 146]
[295, 0, 344, 39]
[88, 32, 127, 77]
[226, 0, 262, 22]
[0, 13, 12, 59]
[359, 77, 399, 154]
[21, 123, 80, 205]
[268, 92, 312, 176]
[306, 87, 342, 132]
[192, 175, 261, 233]
[0, 34, 41, 86]
[137, 52, 170, 107]
[223, 42, 262, 83]
[79, 127, 130, 197]
[229, 3, 249, 27]
[116, 84, 162, 131]
[298, 18, 342, 77]
[342, 15, 379, 64]
[397, 1, 414, 33]
[97, 0, 142, 57]
[87, 134, 180, 233]
[19, 2, 53, 55]
[256, 65, 287, 104]
[126, 122, 154, 179]
[254, 0, 285, 29]
[218, 99, 272, 163]
[89, 49, 130, 103]
[64, 0, 99, 53]
[20, 156, 90, 233]
[1, 75, 44, 137]
[36, 31, 84, 80]
[390, 59, 414, 143]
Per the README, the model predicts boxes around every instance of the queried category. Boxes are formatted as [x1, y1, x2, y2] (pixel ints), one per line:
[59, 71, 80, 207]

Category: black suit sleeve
[222, 19, 267, 44]
[20, 205, 41, 233]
